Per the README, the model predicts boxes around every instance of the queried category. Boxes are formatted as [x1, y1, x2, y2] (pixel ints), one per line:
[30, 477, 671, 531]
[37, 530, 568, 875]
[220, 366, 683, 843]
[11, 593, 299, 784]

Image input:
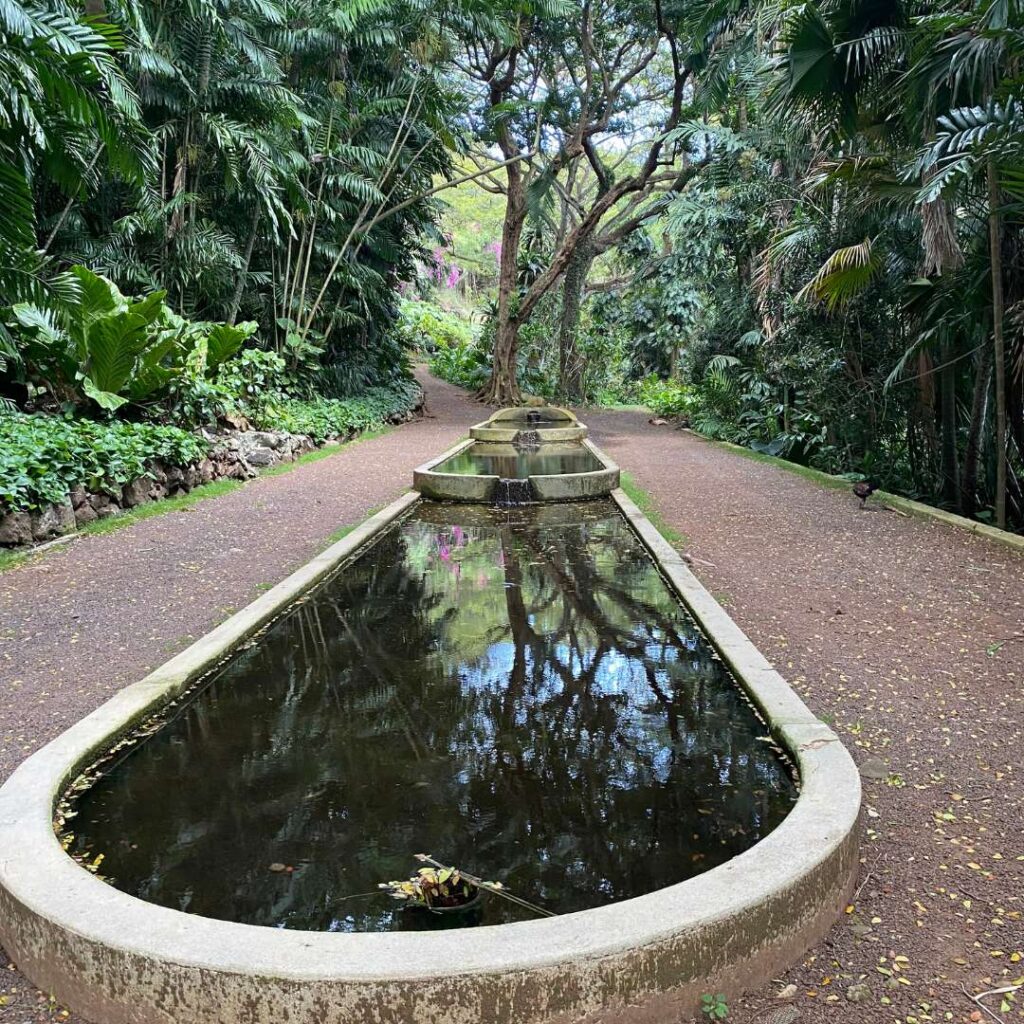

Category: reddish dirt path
[585, 407, 1024, 1024]
[3, 379, 1023, 1024]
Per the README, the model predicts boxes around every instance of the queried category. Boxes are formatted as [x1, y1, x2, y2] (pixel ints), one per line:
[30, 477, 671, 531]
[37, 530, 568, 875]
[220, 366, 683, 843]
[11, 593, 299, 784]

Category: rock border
[0, 467, 861, 1024]
[0, 409, 418, 550]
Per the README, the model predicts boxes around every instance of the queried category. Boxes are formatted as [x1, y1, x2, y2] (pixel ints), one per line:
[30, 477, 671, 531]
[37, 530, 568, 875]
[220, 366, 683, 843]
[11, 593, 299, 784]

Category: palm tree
[0, 0, 144, 315]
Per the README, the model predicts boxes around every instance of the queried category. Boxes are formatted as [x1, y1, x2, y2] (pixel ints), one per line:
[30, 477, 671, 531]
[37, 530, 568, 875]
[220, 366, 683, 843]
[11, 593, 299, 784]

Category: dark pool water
[434, 442, 602, 478]
[65, 500, 797, 932]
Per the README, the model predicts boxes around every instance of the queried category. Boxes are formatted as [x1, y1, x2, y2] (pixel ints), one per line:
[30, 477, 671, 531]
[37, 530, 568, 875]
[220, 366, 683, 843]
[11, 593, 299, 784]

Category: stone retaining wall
[0, 409, 418, 549]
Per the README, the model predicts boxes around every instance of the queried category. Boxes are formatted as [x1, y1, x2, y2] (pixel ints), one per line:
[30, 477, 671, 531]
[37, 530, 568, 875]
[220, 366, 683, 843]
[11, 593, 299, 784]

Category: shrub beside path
[2, 376, 1023, 1023]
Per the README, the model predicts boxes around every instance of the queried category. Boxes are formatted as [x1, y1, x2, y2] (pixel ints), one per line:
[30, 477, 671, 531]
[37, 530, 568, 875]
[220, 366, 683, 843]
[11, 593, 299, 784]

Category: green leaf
[206, 321, 257, 370]
[82, 376, 129, 411]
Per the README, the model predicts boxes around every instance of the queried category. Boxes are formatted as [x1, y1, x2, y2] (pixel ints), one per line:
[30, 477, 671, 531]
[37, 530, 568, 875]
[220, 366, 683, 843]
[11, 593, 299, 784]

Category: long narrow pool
[63, 499, 797, 933]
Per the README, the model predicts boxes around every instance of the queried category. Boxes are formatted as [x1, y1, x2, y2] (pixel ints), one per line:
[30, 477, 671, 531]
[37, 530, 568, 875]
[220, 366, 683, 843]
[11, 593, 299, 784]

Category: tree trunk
[988, 159, 1007, 528]
[961, 344, 992, 517]
[557, 239, 595, 402]
[938, 343, 959, 505]
[480, 170, 527, 405]
[916, 351, 939, 484]
[228, 206, 260, 324]
[485, 317, 523, 405]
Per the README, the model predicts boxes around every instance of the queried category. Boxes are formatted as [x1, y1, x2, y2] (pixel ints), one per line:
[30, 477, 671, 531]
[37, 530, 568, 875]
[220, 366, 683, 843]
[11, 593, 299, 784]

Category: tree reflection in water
[67, 500, 797, 932]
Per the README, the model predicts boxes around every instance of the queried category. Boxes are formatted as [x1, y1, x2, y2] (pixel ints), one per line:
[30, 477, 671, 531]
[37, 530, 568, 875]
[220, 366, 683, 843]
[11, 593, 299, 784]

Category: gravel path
[3, 381, 1022, 1024]
[585, 408, 1024, 1024]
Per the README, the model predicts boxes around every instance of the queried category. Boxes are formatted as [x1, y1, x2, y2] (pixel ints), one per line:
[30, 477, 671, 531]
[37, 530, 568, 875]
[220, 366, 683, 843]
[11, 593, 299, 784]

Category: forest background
[2, 0, 1023, 532]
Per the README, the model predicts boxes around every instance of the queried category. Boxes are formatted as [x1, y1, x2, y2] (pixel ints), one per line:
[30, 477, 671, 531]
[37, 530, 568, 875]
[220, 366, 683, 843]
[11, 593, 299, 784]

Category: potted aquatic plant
[379, 863, 491, 912]
[380, 854, 555, 918]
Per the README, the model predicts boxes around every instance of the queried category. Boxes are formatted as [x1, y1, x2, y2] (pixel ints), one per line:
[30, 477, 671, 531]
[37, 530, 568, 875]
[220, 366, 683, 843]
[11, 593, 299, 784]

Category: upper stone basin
[413, 439, 619, 502]
[469, 405, 587, 443]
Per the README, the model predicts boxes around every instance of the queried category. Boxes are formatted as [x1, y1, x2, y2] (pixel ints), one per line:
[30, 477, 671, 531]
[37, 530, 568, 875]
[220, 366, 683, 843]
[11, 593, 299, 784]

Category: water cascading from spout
[515, 429, 541, 449]
[494, 478, 532, 506]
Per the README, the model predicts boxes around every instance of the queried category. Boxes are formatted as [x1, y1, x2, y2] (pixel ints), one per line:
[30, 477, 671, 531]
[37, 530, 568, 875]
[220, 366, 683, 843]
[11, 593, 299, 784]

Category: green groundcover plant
[252, 382, 422, 445]
[0, 377, 421, 514]
[0, 413, 208, 512]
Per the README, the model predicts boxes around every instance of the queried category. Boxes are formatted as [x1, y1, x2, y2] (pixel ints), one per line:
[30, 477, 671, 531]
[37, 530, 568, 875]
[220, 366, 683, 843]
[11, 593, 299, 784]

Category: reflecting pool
[65, 500, 797, 932]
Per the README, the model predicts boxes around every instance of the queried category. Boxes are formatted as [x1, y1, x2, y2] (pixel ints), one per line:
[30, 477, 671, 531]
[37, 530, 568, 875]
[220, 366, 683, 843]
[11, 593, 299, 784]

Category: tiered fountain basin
[413, 437, 619, 502]
[0, 434, 860, 1024]
[469, 404, 587, 443]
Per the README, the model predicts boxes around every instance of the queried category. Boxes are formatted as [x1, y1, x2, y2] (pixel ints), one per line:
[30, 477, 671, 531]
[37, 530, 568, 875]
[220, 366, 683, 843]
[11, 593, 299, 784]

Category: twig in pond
[332, 891, 386, 904]
[414, 854, 556, 918]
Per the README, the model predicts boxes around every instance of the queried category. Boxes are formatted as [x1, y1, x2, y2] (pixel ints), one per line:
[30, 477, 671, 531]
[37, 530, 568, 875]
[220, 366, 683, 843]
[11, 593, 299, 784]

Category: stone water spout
[494, 478, 532, 505]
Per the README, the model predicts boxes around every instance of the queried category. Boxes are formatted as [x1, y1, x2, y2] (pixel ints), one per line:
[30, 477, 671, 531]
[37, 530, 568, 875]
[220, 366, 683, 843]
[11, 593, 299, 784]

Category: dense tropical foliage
[2, 0, 1023, 532]
[420, 0, 1024, 532]
[0, 0, 480, 516]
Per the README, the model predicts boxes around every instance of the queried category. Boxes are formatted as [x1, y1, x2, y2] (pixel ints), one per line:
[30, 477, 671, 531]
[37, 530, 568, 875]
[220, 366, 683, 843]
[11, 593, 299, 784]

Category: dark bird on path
[853, 480, 877, 508]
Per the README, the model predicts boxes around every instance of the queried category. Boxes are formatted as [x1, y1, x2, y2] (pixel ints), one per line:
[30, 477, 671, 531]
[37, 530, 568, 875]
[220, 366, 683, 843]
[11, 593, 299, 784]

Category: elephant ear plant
[9, 265, 256, 414]
[11, 266, 167, 411]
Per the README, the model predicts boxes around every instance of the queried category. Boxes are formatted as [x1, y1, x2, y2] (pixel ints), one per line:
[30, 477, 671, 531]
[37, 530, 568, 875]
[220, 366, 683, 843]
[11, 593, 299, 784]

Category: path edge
[679, 429, 1024, 553]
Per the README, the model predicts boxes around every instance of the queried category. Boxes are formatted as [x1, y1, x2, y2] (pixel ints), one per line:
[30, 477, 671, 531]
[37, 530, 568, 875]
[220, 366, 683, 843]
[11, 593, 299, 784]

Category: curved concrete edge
[412, 437, 494, 501]
[485, 405, 578, 424]
[530, 439, 620, 501]
[0, 485, 861, 1024]
[469, 424, 589, 443]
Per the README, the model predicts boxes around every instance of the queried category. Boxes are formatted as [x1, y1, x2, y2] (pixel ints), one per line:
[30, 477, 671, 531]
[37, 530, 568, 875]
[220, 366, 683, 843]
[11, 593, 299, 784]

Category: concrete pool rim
[469, 404, 588, 443]
[412, 436, 620, 501]
[0, 470, 861, 1024]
